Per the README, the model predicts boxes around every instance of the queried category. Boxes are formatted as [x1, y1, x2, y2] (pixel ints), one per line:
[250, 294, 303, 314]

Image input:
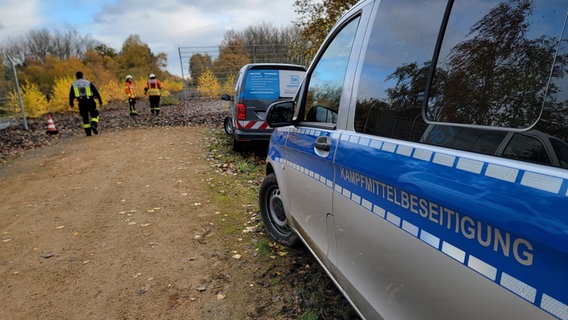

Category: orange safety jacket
[145, 79, 162, 96]
[125, 81, 135, 98]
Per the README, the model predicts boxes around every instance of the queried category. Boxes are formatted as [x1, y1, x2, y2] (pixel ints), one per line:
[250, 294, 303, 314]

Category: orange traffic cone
[46, 114, 59, 135]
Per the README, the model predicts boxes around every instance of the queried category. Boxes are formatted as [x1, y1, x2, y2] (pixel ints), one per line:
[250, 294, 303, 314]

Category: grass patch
[299, 309, 319, 320]
[204, 127, 360, 320]
[255, 238, 271, 258]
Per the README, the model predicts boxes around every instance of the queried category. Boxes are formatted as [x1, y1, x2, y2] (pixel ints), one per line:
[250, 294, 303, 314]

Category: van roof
[240, 63, 306, 72]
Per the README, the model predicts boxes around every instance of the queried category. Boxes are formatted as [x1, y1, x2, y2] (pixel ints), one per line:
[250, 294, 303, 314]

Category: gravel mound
[0, 95, 229, 163]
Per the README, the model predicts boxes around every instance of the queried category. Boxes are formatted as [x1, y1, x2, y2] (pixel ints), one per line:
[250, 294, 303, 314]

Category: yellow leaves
[197, 70, 221, 98]
[220, 74, 235, 95]
[99, 79, 123, 103]
[8, 80, 48, 118]
[50, 76, 74, 112]
[161, 78, 184, 92]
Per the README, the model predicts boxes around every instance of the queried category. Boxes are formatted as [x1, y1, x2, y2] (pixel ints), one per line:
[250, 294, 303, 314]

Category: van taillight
[237, 103, 246, 120]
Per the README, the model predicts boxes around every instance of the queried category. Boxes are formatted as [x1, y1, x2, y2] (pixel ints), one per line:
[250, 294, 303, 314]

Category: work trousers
[129, 98, 137, 115]
[149, 95, 161, 115]
[78, 100, 99, 136]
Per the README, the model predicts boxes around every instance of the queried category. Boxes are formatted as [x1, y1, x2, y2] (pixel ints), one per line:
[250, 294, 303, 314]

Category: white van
[259, 0, 568, 319]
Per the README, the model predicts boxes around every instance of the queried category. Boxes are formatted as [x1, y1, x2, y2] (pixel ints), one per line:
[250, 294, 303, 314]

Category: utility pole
[6, 55, 29, 130]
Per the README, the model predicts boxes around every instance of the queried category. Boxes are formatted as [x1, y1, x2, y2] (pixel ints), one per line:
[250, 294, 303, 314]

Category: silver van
[221, 63, 306, 151]
[259, 0, 568, 319]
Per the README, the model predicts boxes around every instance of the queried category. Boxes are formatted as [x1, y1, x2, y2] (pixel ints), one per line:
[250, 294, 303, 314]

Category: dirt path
[0, 126, 271, 319]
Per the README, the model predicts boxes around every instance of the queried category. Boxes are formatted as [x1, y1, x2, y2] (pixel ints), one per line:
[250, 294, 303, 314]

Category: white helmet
[125, 75, 133, 81]
[149, 73, 156, 79]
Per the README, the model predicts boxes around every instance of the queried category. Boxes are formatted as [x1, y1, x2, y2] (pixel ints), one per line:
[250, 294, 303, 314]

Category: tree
[0, 29, 99, 65]
[213, 31, 250, 80]
[239, 23, 306, 65]
[293, 0, 358, 62]
[114, 35, 167, 80]
[189, 53, 213, 82]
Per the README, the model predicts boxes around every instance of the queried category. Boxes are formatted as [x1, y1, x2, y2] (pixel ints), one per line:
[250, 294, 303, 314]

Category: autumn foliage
[2, 34, 185, 118]
[197, 70, 221, 98]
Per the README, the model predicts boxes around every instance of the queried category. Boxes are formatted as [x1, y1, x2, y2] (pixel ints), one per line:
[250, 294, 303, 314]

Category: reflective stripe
[73, 79, 93, 98]
[83, 123, 91, 129]
[236, 120, 270, 130]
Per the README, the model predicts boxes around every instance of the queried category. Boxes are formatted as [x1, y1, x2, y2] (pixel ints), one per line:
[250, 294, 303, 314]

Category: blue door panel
[333, 132, 568, 316]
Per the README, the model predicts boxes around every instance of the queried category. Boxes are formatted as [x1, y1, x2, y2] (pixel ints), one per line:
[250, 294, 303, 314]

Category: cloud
[90, 0, 298, 75]
[0, 0, 298, 76]
[0, 0, 42, 42]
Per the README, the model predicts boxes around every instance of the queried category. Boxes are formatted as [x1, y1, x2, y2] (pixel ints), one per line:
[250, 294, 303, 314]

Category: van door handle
[315, 136, 331, 152]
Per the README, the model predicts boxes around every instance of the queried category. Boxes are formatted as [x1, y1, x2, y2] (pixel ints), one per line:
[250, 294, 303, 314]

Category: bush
[49, 76, 74, 113]
[9, 81, 48, 118]
[197, 70, 220, 98]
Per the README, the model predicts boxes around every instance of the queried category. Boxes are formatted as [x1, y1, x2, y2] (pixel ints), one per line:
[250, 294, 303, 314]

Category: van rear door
[241, 66, 305, 128]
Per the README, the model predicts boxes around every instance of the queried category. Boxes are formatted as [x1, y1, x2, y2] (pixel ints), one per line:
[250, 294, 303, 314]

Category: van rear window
[243, 69, 305, 100]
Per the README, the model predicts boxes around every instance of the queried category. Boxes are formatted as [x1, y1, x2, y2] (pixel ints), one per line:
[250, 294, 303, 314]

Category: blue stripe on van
[272, 128, 568, 320]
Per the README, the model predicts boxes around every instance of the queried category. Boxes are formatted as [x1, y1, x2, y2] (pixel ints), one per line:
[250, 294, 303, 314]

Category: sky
[0, 0, 300, 77]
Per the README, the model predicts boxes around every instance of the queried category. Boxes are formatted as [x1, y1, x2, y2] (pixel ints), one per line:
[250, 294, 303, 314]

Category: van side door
[333, 0, 568, 319]
[283, 7, 370, 260]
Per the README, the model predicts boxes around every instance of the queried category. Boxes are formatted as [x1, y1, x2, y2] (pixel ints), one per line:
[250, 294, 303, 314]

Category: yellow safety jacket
[145, 79, 162, 96]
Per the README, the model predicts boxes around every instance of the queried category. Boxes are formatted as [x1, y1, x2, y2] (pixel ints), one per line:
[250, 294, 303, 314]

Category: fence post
[6, 55, 29, 130]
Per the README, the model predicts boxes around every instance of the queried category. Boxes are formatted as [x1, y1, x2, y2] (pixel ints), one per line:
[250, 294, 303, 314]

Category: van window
[427, 0, 566, 131]
[421, 125, 507, 155]
[550, 138, 568, 168]
[354, 0, 446, 139]
[302, 16, 360, 124]
[355, 0, 568, 169]
[502, 133, 551, 165]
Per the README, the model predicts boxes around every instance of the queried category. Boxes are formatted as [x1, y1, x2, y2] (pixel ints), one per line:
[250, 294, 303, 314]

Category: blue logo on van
[290, 75, 300, 85]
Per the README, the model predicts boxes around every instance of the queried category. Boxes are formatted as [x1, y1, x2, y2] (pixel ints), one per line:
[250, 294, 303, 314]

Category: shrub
[49, 76, 75, 113]
[99, 79, 124, 104]
[9, 81, 48, 118]
[220, 74, 235, 95]
[197, 70, 220, 98]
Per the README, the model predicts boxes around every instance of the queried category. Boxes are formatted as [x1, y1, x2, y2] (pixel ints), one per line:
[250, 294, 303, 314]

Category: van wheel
[259, 173, 299, 247]
[223, 117, 233, 135]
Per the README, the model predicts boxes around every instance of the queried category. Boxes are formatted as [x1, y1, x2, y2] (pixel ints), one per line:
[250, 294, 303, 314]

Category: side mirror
[221, 94, 232, 101]
[266, 100, 295, 127]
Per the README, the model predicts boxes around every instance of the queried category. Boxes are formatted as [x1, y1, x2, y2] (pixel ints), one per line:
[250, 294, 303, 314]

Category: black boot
[91, 121, 98, 134]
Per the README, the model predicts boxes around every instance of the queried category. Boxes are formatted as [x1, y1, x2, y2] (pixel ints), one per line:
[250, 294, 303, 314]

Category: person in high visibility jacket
[125, 75, 137, 116]
[69, 71, 103, 136]
[144, 73, 163, 115]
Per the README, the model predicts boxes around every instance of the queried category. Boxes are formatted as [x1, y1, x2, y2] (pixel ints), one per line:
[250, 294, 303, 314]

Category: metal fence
[177, 43, 307, 81]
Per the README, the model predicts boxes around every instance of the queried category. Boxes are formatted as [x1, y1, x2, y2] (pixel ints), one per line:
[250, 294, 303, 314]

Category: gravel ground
[1, 94, 228, 163]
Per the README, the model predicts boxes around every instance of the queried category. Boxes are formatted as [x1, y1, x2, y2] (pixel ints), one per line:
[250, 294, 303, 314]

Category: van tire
[223, 117, 233, 135]
[259, 173, 300, 247]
